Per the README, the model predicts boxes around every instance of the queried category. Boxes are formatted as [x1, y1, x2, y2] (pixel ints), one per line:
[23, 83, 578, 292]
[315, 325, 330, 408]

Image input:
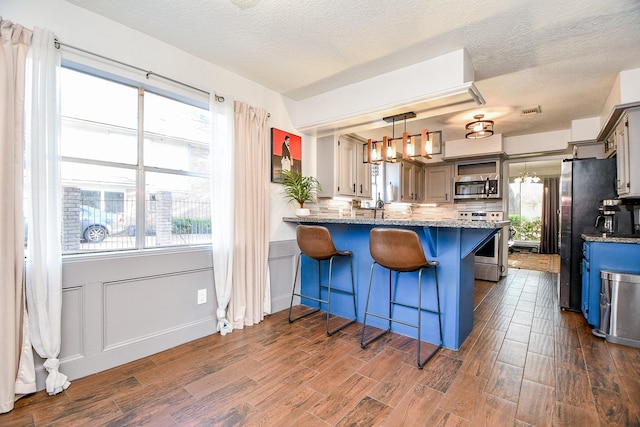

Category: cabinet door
[616, 115, 630, 196]
[356, 145, 372, 198]
[581, 258, 590, 319]
[414, 163, 426, 202]
[400, 161, 414, 202]
[425, 165, 452, 203]
[337, 138, 357, 197]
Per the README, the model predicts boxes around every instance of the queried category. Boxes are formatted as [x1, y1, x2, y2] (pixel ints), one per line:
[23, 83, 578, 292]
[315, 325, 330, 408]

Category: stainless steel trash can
[595, 270, 640, 348]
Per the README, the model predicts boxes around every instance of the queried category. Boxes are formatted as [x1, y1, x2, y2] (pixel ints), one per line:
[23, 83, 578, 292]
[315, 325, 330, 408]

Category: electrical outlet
[197, 289, 207, 304]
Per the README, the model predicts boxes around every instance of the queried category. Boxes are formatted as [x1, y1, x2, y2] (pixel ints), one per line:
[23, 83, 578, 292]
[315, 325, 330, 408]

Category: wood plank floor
[3, 268, 640, 426]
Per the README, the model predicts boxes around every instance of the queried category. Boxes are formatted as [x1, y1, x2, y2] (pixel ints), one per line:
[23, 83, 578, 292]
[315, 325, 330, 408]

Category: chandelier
[465, 114, 494, 139]
[365, 112, 441, 163]
[513, 163, 540, 183]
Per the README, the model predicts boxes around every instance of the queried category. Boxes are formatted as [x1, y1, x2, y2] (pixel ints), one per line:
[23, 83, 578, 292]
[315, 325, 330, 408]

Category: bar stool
[360, 227, 442, 369]
[288, 225, 357, 336]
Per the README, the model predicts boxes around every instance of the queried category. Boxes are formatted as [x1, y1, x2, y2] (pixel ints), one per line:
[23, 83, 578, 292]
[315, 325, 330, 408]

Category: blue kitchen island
[283, 216, 508, 350]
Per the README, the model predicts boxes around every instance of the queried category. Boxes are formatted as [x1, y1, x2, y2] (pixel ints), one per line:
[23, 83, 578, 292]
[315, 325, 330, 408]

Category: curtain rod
[54, 39, 224, 102]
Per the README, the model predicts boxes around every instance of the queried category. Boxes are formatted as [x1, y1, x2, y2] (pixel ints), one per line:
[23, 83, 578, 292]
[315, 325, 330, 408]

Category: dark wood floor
[3, 268, 640, 426]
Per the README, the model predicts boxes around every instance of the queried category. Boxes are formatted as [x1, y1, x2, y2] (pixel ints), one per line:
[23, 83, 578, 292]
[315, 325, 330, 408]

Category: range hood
[290, 49, 485, 136]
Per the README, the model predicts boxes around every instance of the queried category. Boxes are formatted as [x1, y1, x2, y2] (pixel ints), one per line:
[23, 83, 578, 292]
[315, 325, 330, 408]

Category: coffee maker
[595, 199, 636, 235]
[595, 199, 618, 234]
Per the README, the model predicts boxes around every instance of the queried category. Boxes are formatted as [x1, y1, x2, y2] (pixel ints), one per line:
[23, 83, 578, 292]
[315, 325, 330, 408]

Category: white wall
[503, 130, 571, 156]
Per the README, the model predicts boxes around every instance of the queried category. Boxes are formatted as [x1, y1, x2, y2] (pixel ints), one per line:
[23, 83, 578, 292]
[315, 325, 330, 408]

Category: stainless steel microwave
[453, 174, 501, 199]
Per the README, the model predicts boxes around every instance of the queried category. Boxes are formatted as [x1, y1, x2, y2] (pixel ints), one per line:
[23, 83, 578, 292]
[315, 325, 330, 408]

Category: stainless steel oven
[458, 210, 505, 281]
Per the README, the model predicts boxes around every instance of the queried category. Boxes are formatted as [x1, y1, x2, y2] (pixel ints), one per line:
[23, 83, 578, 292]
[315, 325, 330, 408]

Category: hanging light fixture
[364, 112, 443, 163]
[513, 162, 540, 184]
[465, 114, 494, 139]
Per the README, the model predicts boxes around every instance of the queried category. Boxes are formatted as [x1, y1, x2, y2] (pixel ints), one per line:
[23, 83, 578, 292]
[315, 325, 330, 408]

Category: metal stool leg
[416, 266, 443, 369]
[326, 253, 357, 336]
[361, 262, 393, 348]
[288, 253, 319, 323]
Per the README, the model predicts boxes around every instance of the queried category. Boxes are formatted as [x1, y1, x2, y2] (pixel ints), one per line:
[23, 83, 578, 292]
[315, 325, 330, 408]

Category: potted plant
[280, 169, 321, 216]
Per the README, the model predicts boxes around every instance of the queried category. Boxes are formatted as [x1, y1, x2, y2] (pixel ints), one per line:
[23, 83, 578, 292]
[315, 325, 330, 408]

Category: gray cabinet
[399, 160, 425, 202]
[616, 109, 640, 198]
[316, 134, 371, 198]
[425, 164, 452, 203]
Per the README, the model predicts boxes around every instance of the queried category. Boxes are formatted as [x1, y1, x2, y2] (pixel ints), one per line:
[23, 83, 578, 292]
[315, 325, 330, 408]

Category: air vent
[520, 105, 542, 116]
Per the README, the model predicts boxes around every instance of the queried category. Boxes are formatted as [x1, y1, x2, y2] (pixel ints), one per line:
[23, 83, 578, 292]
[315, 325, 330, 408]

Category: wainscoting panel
[103, 269, 215, 349]
[59, 286, 84, 361]
[51, 248, 217, 389]
[268, 239, 298, 314]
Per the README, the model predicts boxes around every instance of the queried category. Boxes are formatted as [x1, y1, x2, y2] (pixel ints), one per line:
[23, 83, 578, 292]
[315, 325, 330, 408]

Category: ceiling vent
[520, 105, 542, 116]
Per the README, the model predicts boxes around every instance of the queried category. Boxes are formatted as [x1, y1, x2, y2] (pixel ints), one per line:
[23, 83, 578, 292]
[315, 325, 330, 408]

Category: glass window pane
[61, 68, 138, 130]
[144, 135, 210, 173]
[144, 172, 211, 247]
[61, 119, 137, 164]
[61, 162, 136, 253]
[144, 91, 211, 144]
[509, 182, 542, 243]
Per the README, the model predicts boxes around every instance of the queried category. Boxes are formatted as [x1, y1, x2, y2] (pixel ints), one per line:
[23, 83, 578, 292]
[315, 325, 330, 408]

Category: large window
[509, 182, 543, 244]
[61, 67, 211, 254]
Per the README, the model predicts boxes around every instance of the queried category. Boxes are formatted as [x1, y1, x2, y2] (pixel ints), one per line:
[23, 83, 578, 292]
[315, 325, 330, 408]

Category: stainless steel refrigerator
[559, 157, 617, 311]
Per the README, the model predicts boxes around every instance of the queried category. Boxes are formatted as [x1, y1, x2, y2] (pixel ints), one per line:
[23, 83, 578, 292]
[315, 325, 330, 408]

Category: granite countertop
[582, 233, 640, 244]
[283, 216, 509, 229]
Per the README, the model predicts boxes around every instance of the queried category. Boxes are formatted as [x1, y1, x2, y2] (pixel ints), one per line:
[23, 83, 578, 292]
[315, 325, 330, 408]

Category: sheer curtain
[540, 177, 559, 254]
[0, 18, 36, 414]
[229, 101, 271, 328]
[24, 27, 69, 396]
[210, 95, 234, 336]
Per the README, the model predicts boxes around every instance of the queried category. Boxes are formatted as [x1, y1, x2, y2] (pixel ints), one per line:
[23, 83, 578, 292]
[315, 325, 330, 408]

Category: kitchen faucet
[373, 194, 385, 219]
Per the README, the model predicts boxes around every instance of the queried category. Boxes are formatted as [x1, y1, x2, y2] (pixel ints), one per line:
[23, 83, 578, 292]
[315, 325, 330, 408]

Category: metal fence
[61, 191, 211, 253]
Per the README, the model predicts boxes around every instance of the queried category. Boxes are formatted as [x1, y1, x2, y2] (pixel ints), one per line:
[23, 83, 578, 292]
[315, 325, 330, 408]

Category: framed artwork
[271, 128, 302, 183]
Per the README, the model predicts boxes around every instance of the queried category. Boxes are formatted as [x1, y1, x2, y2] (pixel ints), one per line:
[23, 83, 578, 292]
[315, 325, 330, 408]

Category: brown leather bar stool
[288, 225, 357, 336]
[360, 227, 442, 368]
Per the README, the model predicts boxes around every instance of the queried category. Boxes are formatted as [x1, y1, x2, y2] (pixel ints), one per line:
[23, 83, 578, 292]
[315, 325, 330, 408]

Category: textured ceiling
[66, 0, 640, 141]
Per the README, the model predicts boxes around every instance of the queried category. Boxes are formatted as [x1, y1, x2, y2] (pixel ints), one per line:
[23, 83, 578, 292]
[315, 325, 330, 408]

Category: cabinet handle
[353, 183, 356, 192]
[445, 193, 448, 201]
[360, 184, 363, 193]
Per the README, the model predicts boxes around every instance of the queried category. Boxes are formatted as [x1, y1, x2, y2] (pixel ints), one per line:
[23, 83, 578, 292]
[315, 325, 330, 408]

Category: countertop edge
[283, 216, 509, 229]
[582, 233, 640, 244]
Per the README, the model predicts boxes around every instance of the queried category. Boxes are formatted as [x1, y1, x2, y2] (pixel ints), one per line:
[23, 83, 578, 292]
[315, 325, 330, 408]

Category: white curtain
[229, 101, 271, 328]
[0, 18, 36, 414]
[210, 95, 234, 335]
[24, 27, 69, 396]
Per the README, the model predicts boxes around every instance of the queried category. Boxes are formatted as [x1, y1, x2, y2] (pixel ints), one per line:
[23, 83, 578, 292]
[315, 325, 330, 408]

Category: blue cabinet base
[582, 241, 640, 329]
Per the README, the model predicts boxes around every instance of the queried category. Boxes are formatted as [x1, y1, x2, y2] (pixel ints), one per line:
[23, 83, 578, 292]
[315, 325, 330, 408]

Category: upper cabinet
[615, 108, 640, 198]
[317, 134, 371, 199]
[400, 160, 425, 203]
[425, 164, 453, 203]
[385, 160, 425, 203]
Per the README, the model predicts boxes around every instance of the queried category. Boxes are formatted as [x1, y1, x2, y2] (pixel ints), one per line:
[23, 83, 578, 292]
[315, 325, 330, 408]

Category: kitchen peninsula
[283, 215, 509, 350]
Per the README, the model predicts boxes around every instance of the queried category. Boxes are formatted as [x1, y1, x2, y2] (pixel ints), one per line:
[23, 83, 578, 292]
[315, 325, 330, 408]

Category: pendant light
[465, 114, 494, 139]
[364, 112, 441, 163]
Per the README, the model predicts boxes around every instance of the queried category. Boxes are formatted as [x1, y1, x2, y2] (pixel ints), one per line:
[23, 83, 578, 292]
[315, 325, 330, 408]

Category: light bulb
[406, 138, 414, 156]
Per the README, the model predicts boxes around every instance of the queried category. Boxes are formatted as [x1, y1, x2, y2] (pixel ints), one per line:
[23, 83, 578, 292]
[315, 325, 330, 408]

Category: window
[509, 181, 543, 244]
[61, 67, 211, 254]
